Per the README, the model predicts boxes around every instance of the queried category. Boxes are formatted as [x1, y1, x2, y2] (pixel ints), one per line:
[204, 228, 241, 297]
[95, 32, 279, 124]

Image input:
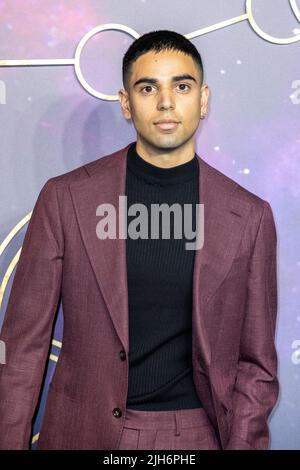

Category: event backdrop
[0, 0, 299, 450]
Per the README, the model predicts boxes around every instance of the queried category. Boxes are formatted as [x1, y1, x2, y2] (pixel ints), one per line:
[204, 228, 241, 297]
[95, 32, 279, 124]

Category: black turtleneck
[125, 142, 203, 410]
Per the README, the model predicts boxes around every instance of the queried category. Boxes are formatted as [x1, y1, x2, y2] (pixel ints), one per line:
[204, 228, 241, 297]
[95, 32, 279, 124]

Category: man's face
[118, 49, 209, 151]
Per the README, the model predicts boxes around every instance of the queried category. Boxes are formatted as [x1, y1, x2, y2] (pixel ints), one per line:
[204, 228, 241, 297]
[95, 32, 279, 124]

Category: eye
[140, 83, 191, 94]
[176, 83, 191, 91]
[140, 85, 155, 94]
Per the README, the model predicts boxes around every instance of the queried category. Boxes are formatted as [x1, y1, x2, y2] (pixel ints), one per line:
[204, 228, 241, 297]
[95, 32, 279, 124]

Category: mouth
[154, 122, 180, 130]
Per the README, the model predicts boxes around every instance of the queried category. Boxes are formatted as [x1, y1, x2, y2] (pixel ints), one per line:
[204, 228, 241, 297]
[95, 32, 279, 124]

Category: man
[0, 30, 279, 450]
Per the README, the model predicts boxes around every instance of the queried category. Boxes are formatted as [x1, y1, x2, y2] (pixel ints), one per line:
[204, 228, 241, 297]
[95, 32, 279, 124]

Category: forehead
[130, 50, 199, 81]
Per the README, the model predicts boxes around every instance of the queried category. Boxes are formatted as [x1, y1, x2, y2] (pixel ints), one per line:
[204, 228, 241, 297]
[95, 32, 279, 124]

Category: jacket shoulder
[45, 146, 125, 187]
[200, 156, 269, 211]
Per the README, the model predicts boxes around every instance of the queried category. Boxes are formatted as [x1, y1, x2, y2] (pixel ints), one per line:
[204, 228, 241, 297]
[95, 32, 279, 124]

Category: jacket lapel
[193, 157, 251, 376]
[69, 143, 130, 353]
[69, 141, 251, 373]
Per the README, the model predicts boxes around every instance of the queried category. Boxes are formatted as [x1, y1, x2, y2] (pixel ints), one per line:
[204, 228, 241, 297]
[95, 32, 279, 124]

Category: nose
[157, 88, 175, 111]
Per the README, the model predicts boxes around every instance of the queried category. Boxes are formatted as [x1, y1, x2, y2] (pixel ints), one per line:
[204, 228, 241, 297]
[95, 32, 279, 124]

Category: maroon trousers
[117, 407, 221, 450]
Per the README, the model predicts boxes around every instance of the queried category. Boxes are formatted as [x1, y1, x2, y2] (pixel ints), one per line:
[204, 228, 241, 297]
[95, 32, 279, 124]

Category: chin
[155, 137, 185, 149]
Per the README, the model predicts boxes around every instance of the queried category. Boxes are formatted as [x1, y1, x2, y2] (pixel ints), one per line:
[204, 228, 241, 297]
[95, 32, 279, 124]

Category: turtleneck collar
[126, 142, 198, 186]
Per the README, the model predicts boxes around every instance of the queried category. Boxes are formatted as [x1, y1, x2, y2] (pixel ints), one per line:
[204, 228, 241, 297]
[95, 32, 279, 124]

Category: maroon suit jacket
[0, 141, 279, 450]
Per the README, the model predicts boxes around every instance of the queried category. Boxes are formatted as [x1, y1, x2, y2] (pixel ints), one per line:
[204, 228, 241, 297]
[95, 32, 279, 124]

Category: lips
[154, 120, 180, 130]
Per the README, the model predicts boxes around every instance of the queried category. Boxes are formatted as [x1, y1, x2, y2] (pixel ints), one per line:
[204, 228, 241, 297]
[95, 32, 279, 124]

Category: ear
[118, 89, 132, 120]
[200, 84, 210, 116]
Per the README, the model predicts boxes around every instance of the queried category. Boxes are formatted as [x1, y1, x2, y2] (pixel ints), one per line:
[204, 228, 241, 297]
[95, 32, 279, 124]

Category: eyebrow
[133, 74, 197, 88]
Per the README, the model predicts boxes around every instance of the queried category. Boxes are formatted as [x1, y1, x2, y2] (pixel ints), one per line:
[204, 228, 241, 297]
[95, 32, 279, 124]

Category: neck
[135, 136, 196, 169]
[126, 142, 198, 187]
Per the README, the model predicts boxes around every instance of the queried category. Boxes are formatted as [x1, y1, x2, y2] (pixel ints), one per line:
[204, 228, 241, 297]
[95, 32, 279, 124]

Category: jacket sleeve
[0, 178, 64, 449]
[225, 200, 280, 450]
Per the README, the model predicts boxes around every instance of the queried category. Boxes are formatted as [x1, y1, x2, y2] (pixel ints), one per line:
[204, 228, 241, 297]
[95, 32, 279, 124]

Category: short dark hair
[122, 29, 204, 91]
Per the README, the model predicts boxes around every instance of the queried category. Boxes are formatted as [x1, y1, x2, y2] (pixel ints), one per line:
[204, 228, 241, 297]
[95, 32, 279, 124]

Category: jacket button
[113, 408, 122, 418]
[119, 350, 126, 361]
